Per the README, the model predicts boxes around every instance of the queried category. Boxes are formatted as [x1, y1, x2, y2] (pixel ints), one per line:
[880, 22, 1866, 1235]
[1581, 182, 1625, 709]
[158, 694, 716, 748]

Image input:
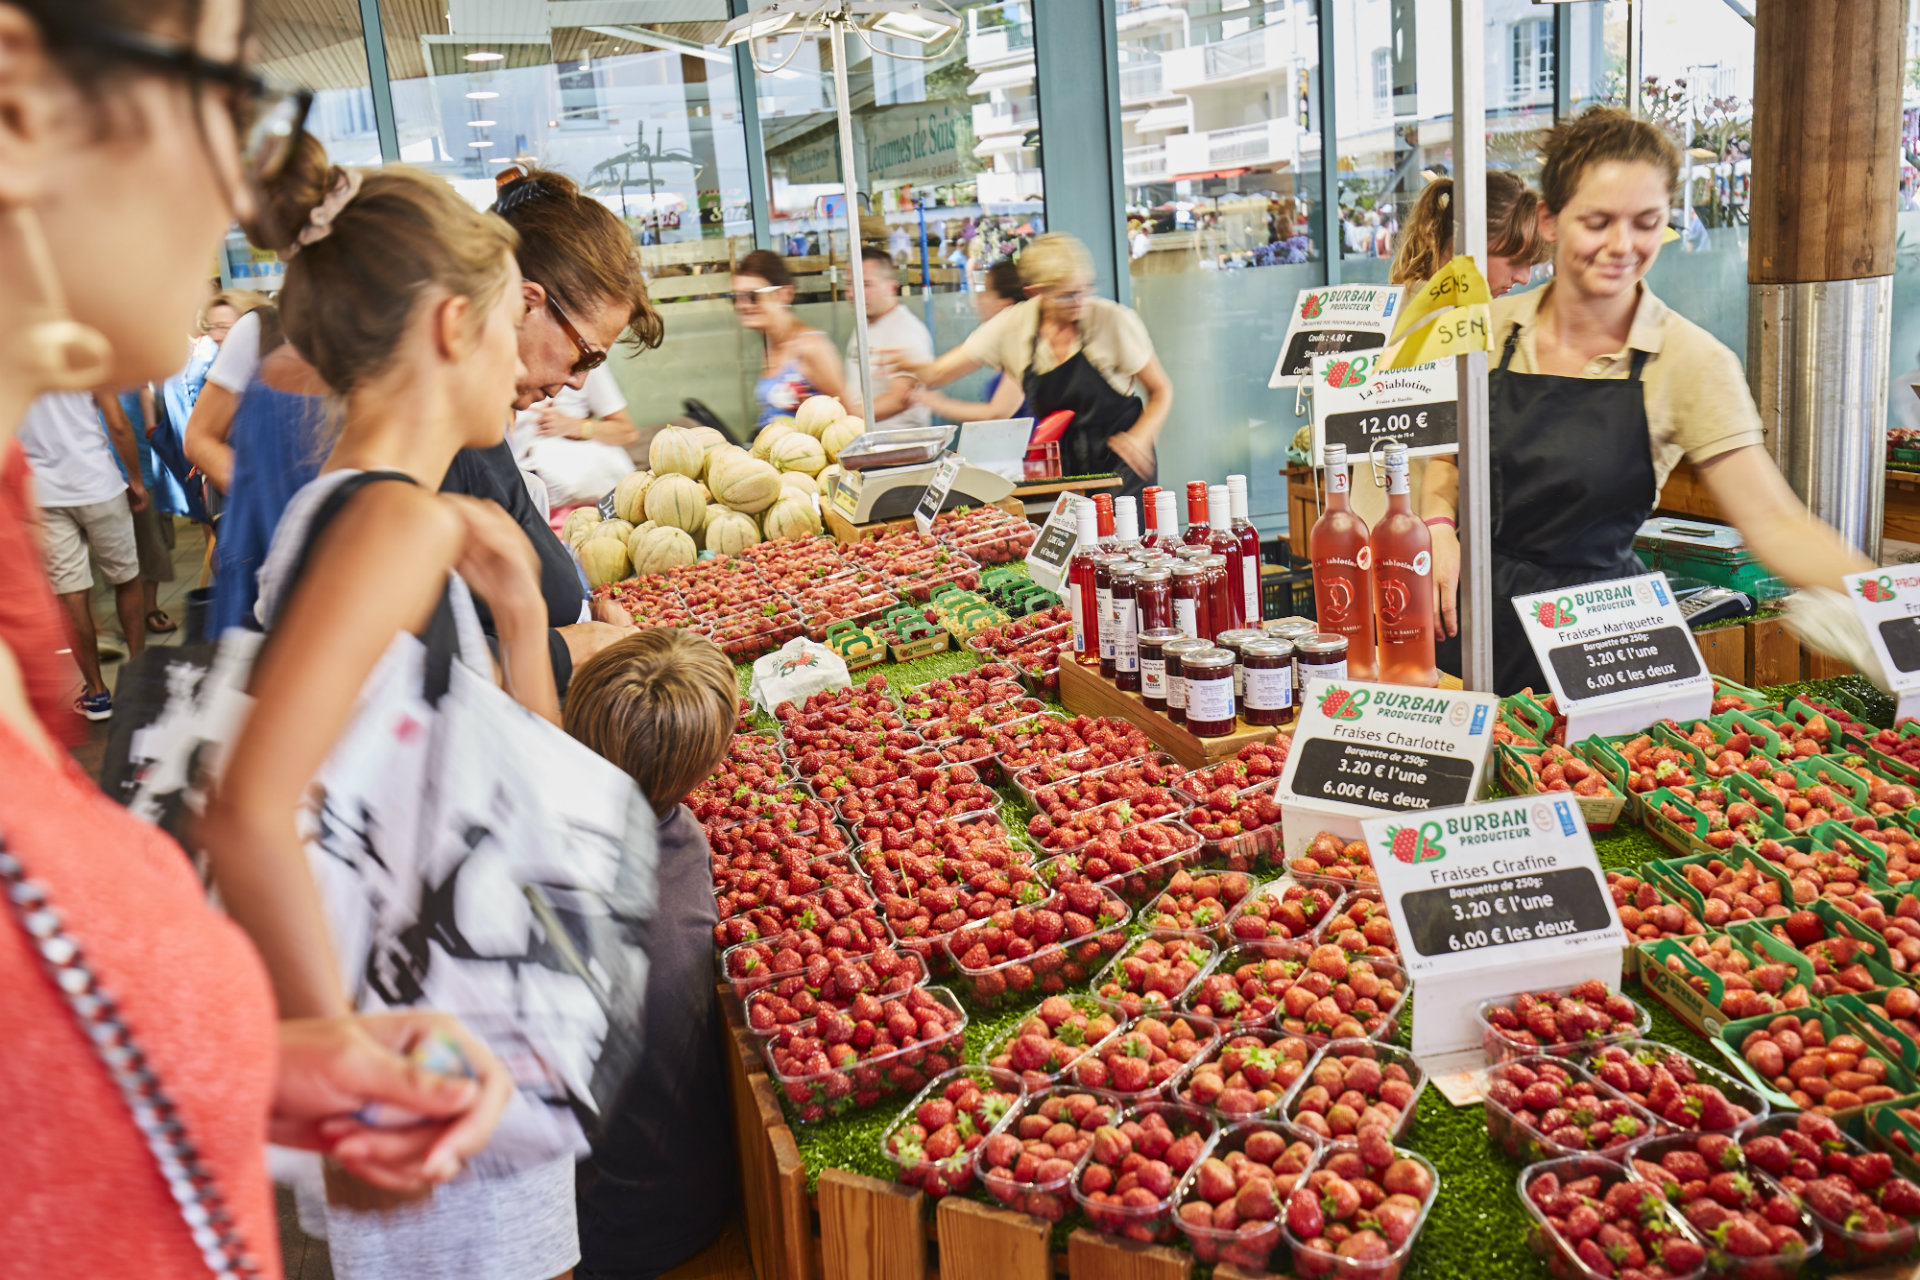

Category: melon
[624, 520, 657, 565]
[816, 463, 844, 496]
[685, 424, 727, 457]
[762, 493, 822, 542]
[708, 454, 781, 514]
[702, 443, 749, 483]
[703, 508, 761, 558]
[794, 395, 845, 437]
[644, 472, 708, 534]
[778, 471, 816, 500]
[631, 525, 698, 574]
[771, 432, 827, 477]
[597, 517, 634, 545]
[821, 416, 865, 463]
[649, 426, 705, 478]
[560, 507, 602, 547]
[751, 418, 795, 461]
[611, 470, 652, 523]
[579, 536, 631, 588]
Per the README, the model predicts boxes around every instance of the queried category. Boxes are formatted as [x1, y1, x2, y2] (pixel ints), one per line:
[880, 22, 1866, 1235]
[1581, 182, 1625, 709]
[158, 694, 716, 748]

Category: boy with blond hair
[563, 628, 739, 1278]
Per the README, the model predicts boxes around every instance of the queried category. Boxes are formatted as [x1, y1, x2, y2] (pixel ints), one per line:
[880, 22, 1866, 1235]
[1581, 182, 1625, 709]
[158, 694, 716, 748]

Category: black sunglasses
[47, 17, 313, 184]
[540, 289, 607, 374]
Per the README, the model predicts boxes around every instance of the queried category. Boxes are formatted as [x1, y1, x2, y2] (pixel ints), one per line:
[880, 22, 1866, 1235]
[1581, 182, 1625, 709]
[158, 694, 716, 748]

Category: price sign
[1844, 566, 1920, 721]
[1362, 794, 1627, 1059]
[913, 450, 964, 536]
[1267, 285, 1407, 387]
[1024, 493, 1080, 594]
[828, 468, 864, 521]
[1309, 352, 1460, 460]
[1513, 572, 1711, 743]
[1275, 678, 1499, 859]
[596, 490, 618, 521]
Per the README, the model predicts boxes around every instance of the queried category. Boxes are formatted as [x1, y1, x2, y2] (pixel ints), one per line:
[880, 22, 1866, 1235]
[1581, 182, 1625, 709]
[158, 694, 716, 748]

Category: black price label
[1547, 626, 1701, 700]
[1030, 520, 1077, 572]
[1323, 400, 1458, 455]
[914, 451, 963, 535]
[1280, 329, 1386, 380]
[1291, 738, 1476, 812]
[1879, 616, 1920, 674]
[596, 491, 618, 521]
[1399, 867, 1614, 958]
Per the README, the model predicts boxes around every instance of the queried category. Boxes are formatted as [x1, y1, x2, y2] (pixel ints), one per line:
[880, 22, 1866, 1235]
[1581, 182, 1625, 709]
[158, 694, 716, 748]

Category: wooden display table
[1058, 655, 1282, 768]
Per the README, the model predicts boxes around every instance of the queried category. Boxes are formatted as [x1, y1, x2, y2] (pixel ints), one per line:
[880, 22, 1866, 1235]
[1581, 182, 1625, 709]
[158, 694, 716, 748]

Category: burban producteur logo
[1384, 820, 1445, 864]
[1300, 293, 1323, 320]
[1319, 686, 1369, 721]
[1858, 575, 1897, 604]
[1534, 596, 1575, 628]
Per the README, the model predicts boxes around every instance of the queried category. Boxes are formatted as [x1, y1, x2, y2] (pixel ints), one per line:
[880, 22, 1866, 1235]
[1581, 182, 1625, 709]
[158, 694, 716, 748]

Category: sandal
[146, 609, 178, 635]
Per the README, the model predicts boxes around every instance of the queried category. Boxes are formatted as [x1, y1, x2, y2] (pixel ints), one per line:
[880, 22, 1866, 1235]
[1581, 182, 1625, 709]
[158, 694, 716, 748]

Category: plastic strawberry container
[877, 1065, 1026, 1199]
[759, 985, 969, 1124]
[1181, 940, 1314, 1030]
[893, 552, 985, 603]
[1070, 1099, 1220, 1243]
[1029, 794, 1195, 856]
[1620, 1132, 1824, 1280]
[741, 946, 929, 1037]
[940, 882, 1132, 1009]
[1272, 954, 1412, 1046]
[1476, 988, 1654, 1066]
[1282, 1038, 1428, 1142]
[1185, 778, 1286, 875]
[1171, 1117, 1325, 1270]
[843, 805, 1013, 861]
[1220, 877, 1346, 947]
[979, 994, 1128, 1088]
[1482, 1054, 1669, 1163]
[1010, 747, 1145, 810]
[1736, 1114, 1920, 1268]
[1029, 823, 1207, 904]
[1026, 751, 1185, 824]
[974, 1084, 1126, 1221]
[1088, 933, 1220, 1019]
[1281, 1138, 1439, 1280]
[943, 519, 1038, 566]
[1081, 1011, 1225, 1103]
[712, 848, 867, 921]
[911, 696, 1049, 743]
[716, 923, 892, 1000]
[1308, 890, 1400, 960]
[1575, 1040, 1770, 1132]
[1515, 1154, 1709, 1280]
[1169, 1026, 1320, 1122]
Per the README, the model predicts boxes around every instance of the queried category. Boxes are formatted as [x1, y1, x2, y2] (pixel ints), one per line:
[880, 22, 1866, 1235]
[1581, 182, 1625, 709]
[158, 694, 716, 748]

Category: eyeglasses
[730, 285, 784, 308]
[48, 17, 313, 184]
[540, 289, 607, 374]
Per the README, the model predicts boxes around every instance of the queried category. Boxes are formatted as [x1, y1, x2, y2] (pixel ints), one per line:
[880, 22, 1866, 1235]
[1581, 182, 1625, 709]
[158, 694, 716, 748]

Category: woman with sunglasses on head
[733, 248, 849, 428]
[0, 2, 515, 1275]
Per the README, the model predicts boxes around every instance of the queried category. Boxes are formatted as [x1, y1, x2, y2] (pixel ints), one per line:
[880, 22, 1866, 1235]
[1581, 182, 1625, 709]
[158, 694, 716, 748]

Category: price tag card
[1512, 572, 1712, 743]
[913, 450, 964, 536]
[1267, 285, 1408, 387]
[828, 468, 864, 522]
[1275, 679, 1500, 857]
[596, 490, 619, 521]
[1845, 567, 1920, 720]
[1308, 352, 1459, 460]
[1024, 492, 1080, 595]
[1362, 794, 1627, 1059]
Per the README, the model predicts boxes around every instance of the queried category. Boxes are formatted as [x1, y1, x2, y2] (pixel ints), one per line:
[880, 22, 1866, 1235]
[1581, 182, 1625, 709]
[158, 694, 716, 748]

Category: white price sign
[1845, 567, 1920, 721]
[1362, 794, 1627, 1060]
[1024, 493, 1080, 595]
[1268, 285, 1407, 387]
[1308, 351, 1459, 460]
[1512, 572, 1711, 743]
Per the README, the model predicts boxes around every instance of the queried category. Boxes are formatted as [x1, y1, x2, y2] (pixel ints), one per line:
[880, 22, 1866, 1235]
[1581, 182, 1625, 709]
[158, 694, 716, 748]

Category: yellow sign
[1383, 255, 1493, 370]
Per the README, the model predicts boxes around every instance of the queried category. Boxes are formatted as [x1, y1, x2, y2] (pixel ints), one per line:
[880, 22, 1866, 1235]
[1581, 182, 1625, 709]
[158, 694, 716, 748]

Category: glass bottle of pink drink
[1370, 443, 1437, 686]
[1308, 444, 1378, 680]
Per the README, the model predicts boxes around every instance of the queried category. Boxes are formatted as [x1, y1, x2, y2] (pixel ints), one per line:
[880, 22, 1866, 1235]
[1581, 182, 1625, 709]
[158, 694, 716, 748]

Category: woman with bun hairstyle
[1422, 107, 1869, 692]
[197, 164, 582, 1278]
[0, 0, 515, 1273]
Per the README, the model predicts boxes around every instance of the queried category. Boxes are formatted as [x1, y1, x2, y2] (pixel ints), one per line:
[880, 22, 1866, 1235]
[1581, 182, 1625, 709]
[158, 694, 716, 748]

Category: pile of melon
[565, 406, 867, 584]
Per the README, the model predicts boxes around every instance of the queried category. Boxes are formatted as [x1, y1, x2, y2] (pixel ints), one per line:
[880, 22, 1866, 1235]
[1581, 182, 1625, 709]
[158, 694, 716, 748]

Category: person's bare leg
[114, 576, 145, 657]
[59, 589, 106, 695]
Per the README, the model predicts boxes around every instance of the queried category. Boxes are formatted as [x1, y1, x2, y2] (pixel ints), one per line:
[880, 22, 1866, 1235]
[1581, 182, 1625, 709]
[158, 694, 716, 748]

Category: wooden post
[1065, 1228, 1192, 1280]
[1746, 617, 1800, 689]
[1693, 626, 1748, 685]
[935, 1198, 1054, 1280]
[817, 1169, 926, 1280]
[725, 1022, 814, 1280]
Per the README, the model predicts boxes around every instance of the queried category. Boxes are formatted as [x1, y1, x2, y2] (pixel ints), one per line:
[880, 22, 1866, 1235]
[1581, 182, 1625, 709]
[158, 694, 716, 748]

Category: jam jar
[1093, 553, 1122, 679]
[1110, 560, 1143, 691]
[1295, 633, 1350, 696]
[1180, 647, 1238, 737]
[1201, 555, 1232, 642]
[1215, 628, 1266, 699]
[1134, 565, 1173, 634]
[1240, 638, 1296, 727]
[1170, 562, 1207, 642]
[1162, 636, 1212, 727]
[1137, 626, 1182, 714]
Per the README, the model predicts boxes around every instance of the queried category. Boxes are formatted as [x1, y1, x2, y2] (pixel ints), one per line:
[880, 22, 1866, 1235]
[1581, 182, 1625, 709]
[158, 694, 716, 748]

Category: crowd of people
[0, 3, 1879, 1280]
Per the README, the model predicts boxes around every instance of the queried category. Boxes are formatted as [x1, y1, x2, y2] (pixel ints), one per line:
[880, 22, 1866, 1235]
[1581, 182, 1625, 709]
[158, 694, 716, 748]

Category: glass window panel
[1566, 0, 1628, 111]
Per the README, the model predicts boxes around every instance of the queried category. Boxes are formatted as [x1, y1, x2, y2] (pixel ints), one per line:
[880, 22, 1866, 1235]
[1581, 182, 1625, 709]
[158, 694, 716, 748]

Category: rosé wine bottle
[1309, 444, 1378, 680]
[1069, 498, 1103, 666]
[1227, 474, 1262, 625]
[1206, 484, 1246, 631]
[1370, 443, 1437, 686]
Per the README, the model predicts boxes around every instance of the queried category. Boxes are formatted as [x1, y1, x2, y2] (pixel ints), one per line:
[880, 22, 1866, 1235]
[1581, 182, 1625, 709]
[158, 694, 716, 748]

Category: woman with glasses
[886, 232, 1172, 501]
[0, 2, 514, 1275]
[733, 248, 849, 428]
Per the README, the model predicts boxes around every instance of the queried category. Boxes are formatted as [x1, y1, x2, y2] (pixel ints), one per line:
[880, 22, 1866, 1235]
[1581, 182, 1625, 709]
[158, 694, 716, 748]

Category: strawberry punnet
[1286, 1135, 1437, 1280]
[1522, 1160, 1705, 1280]
[977, 1086, 1121, 1221]
[1740, 1112, 1920, 1267]
[1627, 1132, 1817, 1269]
[880, 1067, 1021, 1199]
[1173, 1119, 1320, 1270]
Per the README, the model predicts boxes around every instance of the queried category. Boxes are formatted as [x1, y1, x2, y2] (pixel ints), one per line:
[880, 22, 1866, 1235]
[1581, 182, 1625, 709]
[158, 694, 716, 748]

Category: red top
[0, 442, 83, 745]
[0, 471, 283, 1275]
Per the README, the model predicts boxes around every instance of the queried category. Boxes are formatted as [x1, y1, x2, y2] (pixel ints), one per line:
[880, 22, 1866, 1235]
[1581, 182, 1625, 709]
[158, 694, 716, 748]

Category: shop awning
[969, 65, 1035, 95]
[1134, 103, 1191, 135]
[1171, 166, 1251, 182]
[973, 134, 1027, 158]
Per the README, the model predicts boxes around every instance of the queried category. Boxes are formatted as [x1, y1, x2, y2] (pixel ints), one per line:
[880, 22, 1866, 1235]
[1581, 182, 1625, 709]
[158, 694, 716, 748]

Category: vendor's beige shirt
[1490, 280, 1765, 491]
[960, 296, 1156, 398]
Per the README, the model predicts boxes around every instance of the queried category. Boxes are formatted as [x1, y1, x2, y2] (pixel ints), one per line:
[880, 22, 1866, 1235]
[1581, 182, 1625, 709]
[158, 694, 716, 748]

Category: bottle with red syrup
[1108, 497, 1141, 557]
[1226, 474, 1262, 625]
[1069, 498, 1103, 666]
[1370, 442, 1437, 686]
[1308, 444, 1378, 680]
[1094, 493, 1115, 541]
[1206, 484, 1246, 630]
[1182, 481, 1210, 546]
[1154, 490, 1180, 550]
[1139, 485, 1162, 548]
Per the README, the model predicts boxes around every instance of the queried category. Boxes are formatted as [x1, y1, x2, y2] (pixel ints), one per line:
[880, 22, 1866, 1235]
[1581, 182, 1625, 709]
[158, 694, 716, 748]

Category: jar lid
[1138, 626, 1184, 644]
[1241, 638, 1293, 659]
[1135, 566, 1171, 583]
[1217, 628, 1265, 648]
[1263, 620, 1315, 639]
[1201, 554, 1227, 568]
[1110, 559, 1143, 576]
[1179, 646, 1236, 673]
[1176, 545, 1211, 560]
[1163, 636, 1213, 655]
[1296, 633, 1350, 655]
[1170, 562, 1204, 578]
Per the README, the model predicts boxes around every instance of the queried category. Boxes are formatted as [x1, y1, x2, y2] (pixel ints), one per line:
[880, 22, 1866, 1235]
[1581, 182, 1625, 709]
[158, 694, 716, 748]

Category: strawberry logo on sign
[1318, 686, 1368, 721]
[1384, 820, 1445, 864]
[1300, 294, 1324, 320]
[1533, 597, 1576, 629]
[1858, 575, 1897, 604]
[777, 650, 820, 678]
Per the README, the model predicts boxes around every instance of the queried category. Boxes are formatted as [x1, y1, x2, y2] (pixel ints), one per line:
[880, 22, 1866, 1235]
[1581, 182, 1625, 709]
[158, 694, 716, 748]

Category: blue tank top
[209, 385, 327, 634]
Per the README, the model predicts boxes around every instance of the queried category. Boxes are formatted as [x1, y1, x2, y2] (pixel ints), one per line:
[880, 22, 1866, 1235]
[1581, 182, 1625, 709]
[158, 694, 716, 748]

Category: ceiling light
[719, 6, 806, 46]
[469, 140, 494, 148]
[468, 119, 496, 127]
[862, 5, 959, 44]
[465, 50, 505, 62]
[466, 90, 499, 99]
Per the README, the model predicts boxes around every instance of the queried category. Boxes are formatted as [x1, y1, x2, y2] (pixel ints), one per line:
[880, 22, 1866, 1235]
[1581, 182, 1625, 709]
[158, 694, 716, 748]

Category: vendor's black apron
[1484, 323, 1656, 695]
[1023, 320, 1154, 501]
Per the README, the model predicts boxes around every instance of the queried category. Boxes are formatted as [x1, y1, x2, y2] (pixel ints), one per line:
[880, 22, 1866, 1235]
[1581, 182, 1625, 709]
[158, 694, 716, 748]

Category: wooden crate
[1057, 654, 1281, 769]
[1693, 624, 1748, 682]
[825, 497, 1025, 545]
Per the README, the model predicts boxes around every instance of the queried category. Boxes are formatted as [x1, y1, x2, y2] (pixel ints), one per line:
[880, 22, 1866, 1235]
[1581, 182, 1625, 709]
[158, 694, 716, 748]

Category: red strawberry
[1388, 827, 1420, 865]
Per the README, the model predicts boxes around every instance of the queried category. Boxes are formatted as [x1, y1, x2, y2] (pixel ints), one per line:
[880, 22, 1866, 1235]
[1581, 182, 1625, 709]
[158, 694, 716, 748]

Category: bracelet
[1424, 516, 1457, 531]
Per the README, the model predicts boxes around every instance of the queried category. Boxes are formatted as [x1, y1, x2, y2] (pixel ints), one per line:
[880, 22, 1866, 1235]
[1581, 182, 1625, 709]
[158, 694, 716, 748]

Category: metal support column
[1034, 0, 1128, 303]
[1625, 0, 1641, 115]
[357, 0, 400, 163]
[1452, 0, 1493, 691]
[1317, 0, 1339, 286]
[1553, 1, 1573, 121]
[830, 21, 876, 421]
[728, 0, 774, 251]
